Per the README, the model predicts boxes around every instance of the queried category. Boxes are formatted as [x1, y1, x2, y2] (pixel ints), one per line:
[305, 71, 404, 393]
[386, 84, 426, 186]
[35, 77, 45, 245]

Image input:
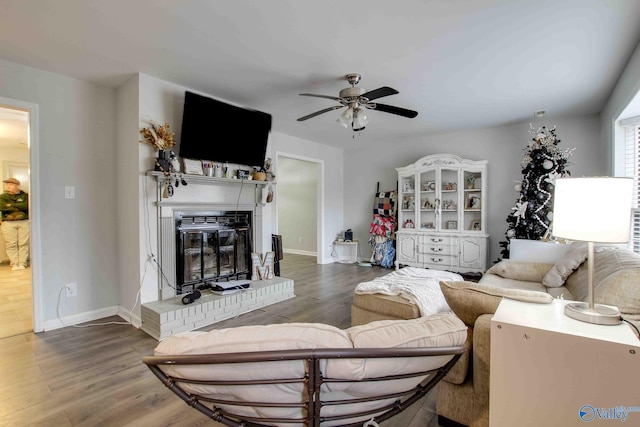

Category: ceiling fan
[297, 73, 418, 131]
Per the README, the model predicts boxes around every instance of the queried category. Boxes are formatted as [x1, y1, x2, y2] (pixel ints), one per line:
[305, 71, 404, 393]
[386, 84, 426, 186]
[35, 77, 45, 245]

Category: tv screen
[179, 91, 272, 168]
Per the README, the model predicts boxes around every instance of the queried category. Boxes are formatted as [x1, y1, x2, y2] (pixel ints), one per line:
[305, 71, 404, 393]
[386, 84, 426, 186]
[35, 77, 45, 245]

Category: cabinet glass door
[418, 169, 437, 230]
[439, 168, 459, 231]
[463, 170, 483, 232]
[400, 174, 417, 230]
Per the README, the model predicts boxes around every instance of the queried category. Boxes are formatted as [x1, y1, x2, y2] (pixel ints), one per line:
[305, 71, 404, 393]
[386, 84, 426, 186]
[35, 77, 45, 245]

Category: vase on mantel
[154, 150, 172, 172]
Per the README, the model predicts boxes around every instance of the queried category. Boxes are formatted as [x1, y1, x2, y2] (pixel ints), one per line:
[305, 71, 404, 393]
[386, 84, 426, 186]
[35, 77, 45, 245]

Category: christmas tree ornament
[543, 159, 554, 169]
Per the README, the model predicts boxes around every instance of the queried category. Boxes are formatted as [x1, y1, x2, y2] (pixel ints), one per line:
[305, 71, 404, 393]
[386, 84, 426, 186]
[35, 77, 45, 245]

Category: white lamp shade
[553, 177, 632, 243]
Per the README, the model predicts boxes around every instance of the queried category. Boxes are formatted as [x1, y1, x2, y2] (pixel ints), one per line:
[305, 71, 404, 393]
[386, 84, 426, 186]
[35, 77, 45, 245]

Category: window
[621, 117, 640, 253]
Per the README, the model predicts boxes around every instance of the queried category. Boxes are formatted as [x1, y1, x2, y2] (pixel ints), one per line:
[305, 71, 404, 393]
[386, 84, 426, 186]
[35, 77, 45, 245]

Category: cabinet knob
[431, 247, 443, 252]
[431, 238, 443, 243]
[431, 257, 443, 263]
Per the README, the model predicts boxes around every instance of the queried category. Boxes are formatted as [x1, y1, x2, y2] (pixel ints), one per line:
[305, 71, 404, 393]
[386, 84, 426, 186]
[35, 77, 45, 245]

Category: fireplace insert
[175, 211, 252, 294]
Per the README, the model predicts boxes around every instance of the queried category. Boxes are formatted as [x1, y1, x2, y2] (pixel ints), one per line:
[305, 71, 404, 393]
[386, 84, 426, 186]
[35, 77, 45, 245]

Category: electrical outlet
[65, 282, 77, 297]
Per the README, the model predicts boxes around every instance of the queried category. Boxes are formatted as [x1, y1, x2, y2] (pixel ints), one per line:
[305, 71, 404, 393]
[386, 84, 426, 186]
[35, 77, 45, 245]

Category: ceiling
[1, 0, 640, 149]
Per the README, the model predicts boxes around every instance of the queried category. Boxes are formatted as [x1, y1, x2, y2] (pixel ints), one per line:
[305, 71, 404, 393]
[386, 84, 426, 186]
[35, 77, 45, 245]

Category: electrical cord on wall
[56, 285, 135, 328]
[622, 317, 640, 340]
[144, 174, 177, 291]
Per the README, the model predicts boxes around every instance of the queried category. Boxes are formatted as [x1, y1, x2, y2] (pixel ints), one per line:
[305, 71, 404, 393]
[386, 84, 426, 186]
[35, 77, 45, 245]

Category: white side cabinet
[395, 154, 488, 273]
[490, 299, 640, 427]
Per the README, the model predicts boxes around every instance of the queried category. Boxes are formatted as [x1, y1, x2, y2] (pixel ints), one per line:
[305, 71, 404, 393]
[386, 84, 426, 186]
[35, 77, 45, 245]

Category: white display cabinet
[396, 154, 488, 273]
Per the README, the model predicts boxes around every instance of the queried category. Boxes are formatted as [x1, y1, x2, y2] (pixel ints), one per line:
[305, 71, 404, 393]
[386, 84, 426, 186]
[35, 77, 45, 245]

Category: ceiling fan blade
[371, 103, 418, 118]
[299, 93, 344, 102]
[361, 86, 399, 101]
[297, 105, 344, 121]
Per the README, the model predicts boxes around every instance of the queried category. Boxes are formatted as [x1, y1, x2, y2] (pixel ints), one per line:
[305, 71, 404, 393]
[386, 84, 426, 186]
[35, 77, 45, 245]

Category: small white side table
[333, 240, 359, 264]
[490, 298, 640, 427]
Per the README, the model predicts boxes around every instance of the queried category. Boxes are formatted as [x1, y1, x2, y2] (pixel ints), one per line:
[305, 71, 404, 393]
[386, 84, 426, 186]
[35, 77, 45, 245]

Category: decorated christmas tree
[499, 125, 573, 259]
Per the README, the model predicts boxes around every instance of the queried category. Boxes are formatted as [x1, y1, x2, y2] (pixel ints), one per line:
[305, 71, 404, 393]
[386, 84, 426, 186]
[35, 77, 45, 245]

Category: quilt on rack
[355, 267, 463, 316]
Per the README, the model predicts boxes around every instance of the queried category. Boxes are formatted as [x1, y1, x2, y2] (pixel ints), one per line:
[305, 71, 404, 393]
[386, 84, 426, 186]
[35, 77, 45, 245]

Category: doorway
[0, 104, 33, 338]
[275, 154, 322, 263]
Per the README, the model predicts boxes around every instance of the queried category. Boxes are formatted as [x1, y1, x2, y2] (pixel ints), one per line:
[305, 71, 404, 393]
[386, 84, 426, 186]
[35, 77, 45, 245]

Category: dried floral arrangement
[140, 122, 176, 151]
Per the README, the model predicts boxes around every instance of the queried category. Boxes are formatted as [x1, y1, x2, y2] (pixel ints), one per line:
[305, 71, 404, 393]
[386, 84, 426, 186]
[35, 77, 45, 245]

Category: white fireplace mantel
[146, 171, 273, 301]
[146, 170, 273, 206]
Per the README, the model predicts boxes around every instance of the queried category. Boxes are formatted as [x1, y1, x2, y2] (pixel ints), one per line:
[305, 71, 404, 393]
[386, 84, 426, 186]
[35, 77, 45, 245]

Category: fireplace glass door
[178, 227, 250, 293]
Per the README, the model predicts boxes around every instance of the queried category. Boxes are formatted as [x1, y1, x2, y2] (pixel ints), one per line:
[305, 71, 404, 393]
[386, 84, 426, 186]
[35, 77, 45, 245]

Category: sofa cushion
[565, 248, 640, 321]
[440, 281, 553, 327]
[155, 322, 358, 379]
[486, 260, 554, 282]
[341, 313, 467, 412]
[347, 313, 466, 350]
[542, 242, 588, 287]
[479, 273, 548, 292]
[351, 293, 420, 321]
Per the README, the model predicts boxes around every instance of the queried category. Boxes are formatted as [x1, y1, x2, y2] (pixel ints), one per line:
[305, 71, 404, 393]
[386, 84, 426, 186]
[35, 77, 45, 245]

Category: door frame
[274, 152, 325, 264]
[0, 97, 42, 332]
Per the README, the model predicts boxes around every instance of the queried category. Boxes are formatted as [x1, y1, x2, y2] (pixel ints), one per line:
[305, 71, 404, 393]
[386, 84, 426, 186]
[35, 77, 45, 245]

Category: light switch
[65, 186, 75, 199]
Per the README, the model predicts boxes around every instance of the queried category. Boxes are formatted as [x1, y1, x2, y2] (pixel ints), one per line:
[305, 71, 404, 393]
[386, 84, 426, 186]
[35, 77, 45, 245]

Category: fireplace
[175, 210, 252, 294]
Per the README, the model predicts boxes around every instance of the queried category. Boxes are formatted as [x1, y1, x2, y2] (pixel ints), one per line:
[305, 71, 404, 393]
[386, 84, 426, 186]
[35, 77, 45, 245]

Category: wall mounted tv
[179, 91, 272, 168]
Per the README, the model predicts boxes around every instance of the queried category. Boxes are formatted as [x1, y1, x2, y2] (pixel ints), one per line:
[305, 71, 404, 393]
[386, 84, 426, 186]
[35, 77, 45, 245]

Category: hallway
[0, 264, 31, 339]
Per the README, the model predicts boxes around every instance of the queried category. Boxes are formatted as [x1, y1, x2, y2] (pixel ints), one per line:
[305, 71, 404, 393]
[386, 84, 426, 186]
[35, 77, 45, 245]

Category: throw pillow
[542, 242, 588, 288]
[440, 281, 553, 327]
[486, 260, 554, 282]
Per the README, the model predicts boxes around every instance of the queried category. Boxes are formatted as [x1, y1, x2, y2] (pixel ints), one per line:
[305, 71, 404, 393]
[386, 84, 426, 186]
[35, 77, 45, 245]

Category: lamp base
[564, 302, 621, 325]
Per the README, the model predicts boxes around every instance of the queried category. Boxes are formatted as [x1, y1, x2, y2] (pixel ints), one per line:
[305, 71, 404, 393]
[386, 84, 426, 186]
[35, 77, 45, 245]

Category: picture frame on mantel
[183, 158, 204, 175]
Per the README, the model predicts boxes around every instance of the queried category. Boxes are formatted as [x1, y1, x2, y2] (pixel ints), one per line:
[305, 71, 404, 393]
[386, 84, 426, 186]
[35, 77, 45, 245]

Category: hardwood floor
[0, 254, 443, 426]
[0, 263, 32, 339]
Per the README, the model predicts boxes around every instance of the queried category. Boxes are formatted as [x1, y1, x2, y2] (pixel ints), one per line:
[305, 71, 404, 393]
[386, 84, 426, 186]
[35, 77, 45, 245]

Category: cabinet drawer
[418, 243, 455, 255]
[420, 254, 457, 268]
[422, 235, 453, 245]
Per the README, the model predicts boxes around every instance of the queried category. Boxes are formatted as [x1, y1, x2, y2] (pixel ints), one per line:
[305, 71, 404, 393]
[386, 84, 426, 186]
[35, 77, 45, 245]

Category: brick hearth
[141, 277, 295, 340]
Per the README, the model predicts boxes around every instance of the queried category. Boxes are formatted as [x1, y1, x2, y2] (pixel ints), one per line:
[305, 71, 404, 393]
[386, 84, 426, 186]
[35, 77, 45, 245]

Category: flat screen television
[179, 91, 272, 168]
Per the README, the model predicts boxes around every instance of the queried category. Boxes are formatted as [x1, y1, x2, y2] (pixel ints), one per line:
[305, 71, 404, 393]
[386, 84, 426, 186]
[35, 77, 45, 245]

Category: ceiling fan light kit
[298, 73, 417, 132]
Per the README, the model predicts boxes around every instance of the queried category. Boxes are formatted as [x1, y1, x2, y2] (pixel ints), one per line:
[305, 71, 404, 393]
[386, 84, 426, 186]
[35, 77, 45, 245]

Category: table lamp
[552, 177, 632, 325]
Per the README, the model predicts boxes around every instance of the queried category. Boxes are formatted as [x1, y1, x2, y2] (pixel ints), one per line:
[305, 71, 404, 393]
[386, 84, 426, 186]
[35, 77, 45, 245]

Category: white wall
[0, 59, 119, 326]
[343, 115, 603, 264]
[272, 133, 344, 264]
[277, 156, 318, 254]
[602, 39, 640, 173]
[116, 74, 142, 322]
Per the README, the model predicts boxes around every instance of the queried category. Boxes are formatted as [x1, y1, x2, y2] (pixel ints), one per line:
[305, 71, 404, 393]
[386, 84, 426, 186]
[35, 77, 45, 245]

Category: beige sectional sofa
[436, 244, 640, 427]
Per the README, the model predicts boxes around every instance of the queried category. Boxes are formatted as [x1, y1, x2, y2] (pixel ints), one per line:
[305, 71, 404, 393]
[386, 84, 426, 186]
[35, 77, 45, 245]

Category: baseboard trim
[118, 306, 142, 328]
[283, 249, 316, 257]
[42, 306, 126, 331]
